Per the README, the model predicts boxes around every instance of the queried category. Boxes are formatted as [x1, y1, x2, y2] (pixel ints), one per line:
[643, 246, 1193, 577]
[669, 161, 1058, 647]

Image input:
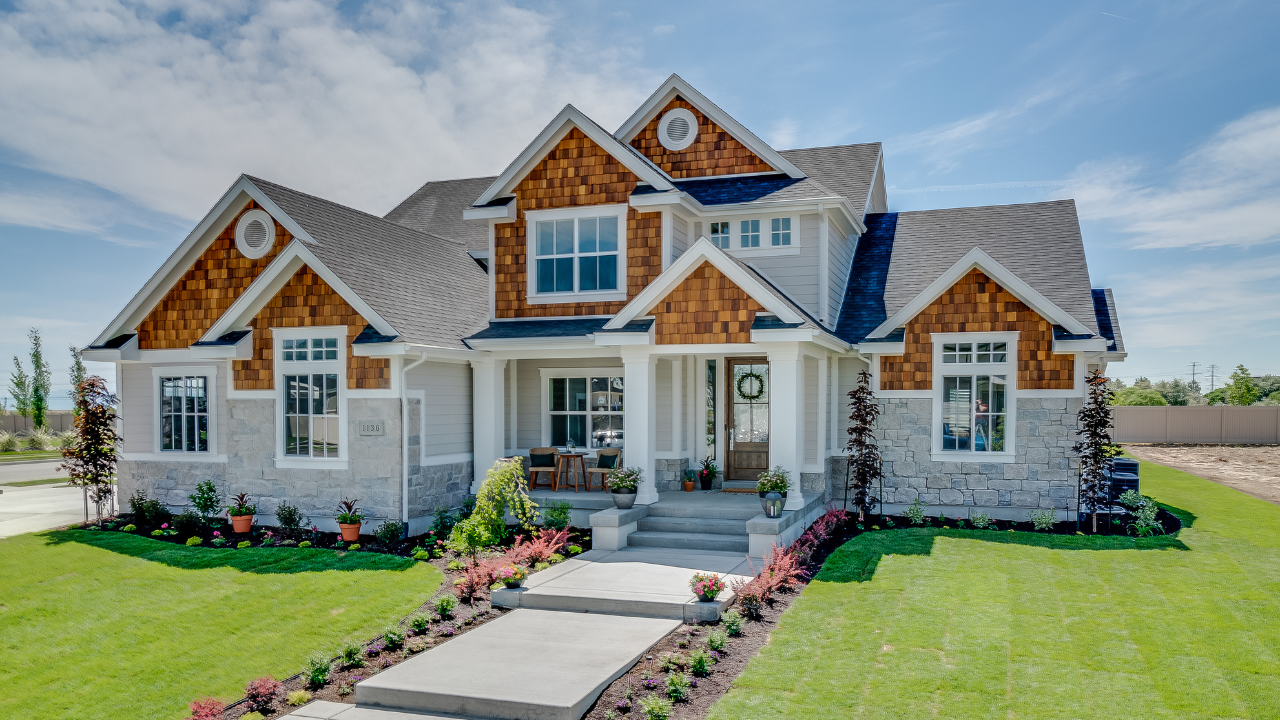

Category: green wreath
[736, 371, 765, 401]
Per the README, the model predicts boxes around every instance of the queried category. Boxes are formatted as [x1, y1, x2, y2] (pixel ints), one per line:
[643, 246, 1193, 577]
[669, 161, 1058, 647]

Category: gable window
[274, 327, 346, 467]
[160, 376, 208, 452]
[931, 333, 1016, 460]
[546, 374, 624, 449]
[739, 219, 760, 248]
[710, 221, 731, 249]
[527, 205, 627, 303]
[943, 342, 1006, 364]
[282, 338, 338, 361]
[770, 218, 791, 246]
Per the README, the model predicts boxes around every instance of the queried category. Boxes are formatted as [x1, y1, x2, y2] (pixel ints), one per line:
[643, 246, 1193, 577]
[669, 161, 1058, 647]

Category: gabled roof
[614, 74, 805, 179]
[779, 143, 882, 216]
[631, 175, 839, 206]
[471, 105, 675, 208]
[384, 175, 495, 252]
[1092, 288, 1125, 354]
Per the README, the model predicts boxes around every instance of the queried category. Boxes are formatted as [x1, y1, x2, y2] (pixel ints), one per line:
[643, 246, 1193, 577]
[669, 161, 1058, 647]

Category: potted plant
[496, 565, 529, 589]
[689, 572, 725, 603]
[336, 498, 364, 542]
[697, 457, 718, 491]
[607, 467, 641, 509]
[227, 493, 257, 533]
[682, 469, 696, 492]
[757, 466, 790, 516]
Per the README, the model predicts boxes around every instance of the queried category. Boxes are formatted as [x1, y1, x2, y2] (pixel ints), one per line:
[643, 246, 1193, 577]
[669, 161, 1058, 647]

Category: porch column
[622, 349, 659, 505]
[469, 356, 506, 493]
[768, 348, 805, 510]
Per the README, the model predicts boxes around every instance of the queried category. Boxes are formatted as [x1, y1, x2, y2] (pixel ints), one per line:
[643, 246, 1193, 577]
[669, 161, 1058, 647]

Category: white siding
[656, 358, 673, 452]
[834, 356, 870, 442]
[406, 361, 472, 457]
[516, 357, 623, 449]
[673, 215, 689, 258]
[804, 355, 819, 463]
[828, 214, 857, 326]
[747, 213, 821, 317]
[121, 361, 229, 456]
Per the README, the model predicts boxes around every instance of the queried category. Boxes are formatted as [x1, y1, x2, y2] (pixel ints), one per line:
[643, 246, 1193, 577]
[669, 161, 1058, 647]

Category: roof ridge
[894, 198, 1077, 215]
[778, 141, 882, 153]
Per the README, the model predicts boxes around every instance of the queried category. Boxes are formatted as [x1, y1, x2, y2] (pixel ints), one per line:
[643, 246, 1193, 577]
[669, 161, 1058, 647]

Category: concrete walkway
[0, 461, 89, 538]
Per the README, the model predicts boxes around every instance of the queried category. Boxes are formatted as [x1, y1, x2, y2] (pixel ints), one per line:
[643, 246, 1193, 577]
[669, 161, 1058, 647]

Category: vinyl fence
[1112, 406, 1280, 444]
[0, 412, 75, 435]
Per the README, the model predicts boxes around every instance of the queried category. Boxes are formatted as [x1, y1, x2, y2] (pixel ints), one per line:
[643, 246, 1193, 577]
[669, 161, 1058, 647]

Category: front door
[726, 358, 769, 482]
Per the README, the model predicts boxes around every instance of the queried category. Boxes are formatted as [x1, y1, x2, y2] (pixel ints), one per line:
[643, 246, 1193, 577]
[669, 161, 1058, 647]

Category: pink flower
[213, 531, 221, 537]
[161, 523, 169, 529]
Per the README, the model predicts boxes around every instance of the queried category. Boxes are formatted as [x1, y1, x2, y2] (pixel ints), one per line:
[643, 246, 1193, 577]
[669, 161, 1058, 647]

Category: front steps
[624, 492, 758, 553]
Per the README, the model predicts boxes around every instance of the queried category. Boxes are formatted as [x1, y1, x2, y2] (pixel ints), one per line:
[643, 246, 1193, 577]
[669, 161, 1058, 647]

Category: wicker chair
[528, 447, 560, 491]
[585, 448, 622, 492]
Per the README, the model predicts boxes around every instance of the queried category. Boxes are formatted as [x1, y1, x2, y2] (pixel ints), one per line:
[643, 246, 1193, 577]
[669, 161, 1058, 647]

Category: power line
[1188, 362, 1199, 387]
[1208, 364, 1219, 392]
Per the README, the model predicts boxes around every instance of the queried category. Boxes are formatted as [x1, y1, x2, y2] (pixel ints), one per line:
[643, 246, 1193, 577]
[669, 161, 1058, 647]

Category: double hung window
[284, 373, 340, 458]
[534, 215, 619, 294]
[160, 376, 208, 452]
[941, 375, 1007, 452]
[548, 376, 624, 448]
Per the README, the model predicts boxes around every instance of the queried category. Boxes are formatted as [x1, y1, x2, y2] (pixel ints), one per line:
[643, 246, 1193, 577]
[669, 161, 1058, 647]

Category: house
[84, 74, 1125, 551]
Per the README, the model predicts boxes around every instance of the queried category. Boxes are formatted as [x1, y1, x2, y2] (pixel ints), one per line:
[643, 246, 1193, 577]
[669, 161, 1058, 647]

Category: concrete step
[646, 502, 760, 520]
[637, 515, 748, 535]
[626, 530, 750, 554]
[721, 480, 760, 491]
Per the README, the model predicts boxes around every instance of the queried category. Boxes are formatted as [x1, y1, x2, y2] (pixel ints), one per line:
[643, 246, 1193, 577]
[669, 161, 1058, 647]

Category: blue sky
[2, 0, 1278, 408]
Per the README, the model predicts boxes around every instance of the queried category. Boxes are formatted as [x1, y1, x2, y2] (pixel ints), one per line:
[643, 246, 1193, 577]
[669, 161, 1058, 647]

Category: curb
[0, 458, 65, 467]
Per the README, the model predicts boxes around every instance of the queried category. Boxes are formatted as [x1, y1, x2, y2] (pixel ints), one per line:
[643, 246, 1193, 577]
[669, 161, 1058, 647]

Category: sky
[1, 0, 1278, 409]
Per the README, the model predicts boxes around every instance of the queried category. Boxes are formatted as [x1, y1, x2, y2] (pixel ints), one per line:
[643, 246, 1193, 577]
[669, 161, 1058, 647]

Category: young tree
[845, 370, 882, 521]
[1073, 370, 1116, 533]
[1227, 365, 1259, 406]
[28, 329, 51, 429]
[68, 345, 87, 415]
[59, 376, 119, 524]
[9, 357, 32, 419]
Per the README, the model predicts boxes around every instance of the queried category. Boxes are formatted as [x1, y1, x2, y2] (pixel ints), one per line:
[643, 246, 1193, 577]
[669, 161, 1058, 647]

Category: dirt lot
[1126, 444, 1280, 507]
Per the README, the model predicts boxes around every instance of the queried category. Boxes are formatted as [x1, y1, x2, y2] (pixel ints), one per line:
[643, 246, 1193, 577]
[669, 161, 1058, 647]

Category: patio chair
[528, 447, 560, 492]
[586, 448, 622, 492]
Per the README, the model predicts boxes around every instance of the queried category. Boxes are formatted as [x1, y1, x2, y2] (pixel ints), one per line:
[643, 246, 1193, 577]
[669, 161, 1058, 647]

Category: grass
[0, 530, 442, 719]
[708, 458, 1280, 719]
[2, 477, 68, 487]
[0, 450, 63, 463]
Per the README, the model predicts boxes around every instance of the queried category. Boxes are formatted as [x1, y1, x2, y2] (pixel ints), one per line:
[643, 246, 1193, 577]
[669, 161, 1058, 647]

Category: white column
[623, 349, 659, 504]
[817, 352, 829, 464]
[671, 354, 683, 457]
[507, 359, 518, 455]
[767, 347, 805, 510]
[469, 357, 506, 493]
[830, 354, 842, 454]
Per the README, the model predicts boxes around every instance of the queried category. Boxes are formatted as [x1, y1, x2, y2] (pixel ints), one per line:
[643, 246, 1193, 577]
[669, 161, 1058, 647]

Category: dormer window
[740, 220, 760, 248]
[526, 204, 628, 304]
[710, 222, 731, 249]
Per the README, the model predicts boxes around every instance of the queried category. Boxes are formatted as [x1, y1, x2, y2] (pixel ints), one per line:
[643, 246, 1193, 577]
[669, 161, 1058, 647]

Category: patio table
[556, 452, 590, 492]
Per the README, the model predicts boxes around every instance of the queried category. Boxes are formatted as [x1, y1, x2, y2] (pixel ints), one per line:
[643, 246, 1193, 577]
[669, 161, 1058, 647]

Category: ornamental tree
[1073, 370, 1116, 533]
[1227, 365, 1259, 406]
[448, 457, 538, 559]
[59, 376, 119, 524]
[845, 369, 882, 521]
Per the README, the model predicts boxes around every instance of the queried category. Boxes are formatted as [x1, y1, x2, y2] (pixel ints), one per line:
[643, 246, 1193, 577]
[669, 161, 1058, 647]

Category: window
[770, 217, 791, 246]
[942, 375, 1007, 452]
[943, 342, 1006, 364]
[710, 221, 731, 249]
[739, 219, 760, 248]
[534, 215, 619, 295]
[548, 376, 624, 448]
[281, 337, 338, 362]
[160, 376, 208, 452]
[284, 373, 340, 458]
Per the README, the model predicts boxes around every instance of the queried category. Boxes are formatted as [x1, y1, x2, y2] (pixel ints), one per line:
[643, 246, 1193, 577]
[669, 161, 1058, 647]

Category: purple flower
[351, 676, 363, 682]
[690, 679, 698, 688]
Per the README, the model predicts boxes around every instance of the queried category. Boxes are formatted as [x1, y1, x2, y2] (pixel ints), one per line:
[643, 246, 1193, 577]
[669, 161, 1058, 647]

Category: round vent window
[657, 108, 698, 151]
[235, 209, 276, 259]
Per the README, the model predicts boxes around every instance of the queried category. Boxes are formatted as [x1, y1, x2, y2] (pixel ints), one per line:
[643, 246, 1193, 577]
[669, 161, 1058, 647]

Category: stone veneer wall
[654, 458, 689, 493]
[827, 397, 1082, 520]
[405, 397, 474, 533]
[118, 398, 407, 530]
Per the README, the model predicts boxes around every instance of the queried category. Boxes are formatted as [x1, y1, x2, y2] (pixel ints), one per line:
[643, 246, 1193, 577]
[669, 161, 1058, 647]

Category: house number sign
[358, 421, 385, 436]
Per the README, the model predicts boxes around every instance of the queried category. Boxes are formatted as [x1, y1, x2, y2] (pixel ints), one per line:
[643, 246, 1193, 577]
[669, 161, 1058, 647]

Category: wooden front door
[726, 358, 769, 482]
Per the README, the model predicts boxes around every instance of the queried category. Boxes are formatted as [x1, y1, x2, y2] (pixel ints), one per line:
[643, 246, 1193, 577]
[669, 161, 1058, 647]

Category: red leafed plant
[244, 675, 282, 710]
[506, 527, 569, 565]
[188, 697, 226, 720]
[455, 557, 504, 602]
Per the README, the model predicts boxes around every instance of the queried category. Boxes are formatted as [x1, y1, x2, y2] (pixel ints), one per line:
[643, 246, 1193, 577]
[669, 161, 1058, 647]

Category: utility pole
[1188, 362, 1199, 387]
[1208, 364, 1219, 392]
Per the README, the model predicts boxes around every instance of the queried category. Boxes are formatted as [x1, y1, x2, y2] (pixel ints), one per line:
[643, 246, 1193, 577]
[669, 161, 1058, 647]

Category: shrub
[151, 529, 164, 537]
[449, 458, 537, 557]
[188, 480, 221, 522]
[374, 520, 407, 547]
[122, 524, 137, 532]
[129, 491, 171, 528]
[287, 689, 312, 707]
[56, 430, 78, 448]
[548, 553, 565, 564]
[1116, 489, 1144, 510]
[541, 500, 572, 530]
[434, 594, 458, 617]
[640, 695, 673, 720]
[0, 431, 18, 452]
[25, 426, 56, 451]
[721, 609, 743, 636]
[506, 527, 569, 565]
[534, 561, 550, 571]
[1128, 496, 1162, 537]
[298, 540, 312, 548]
[340, 640, 365, 668]
[658, 651, 685, 671]
[733, 579, 768, 619]
[567, 544, 583, 555]
[409, 613, 431, 633]
[173, 511, 202, 537]
[706, 629, 727, 651]
[303, 652, 331, 687]
[414, 550, 430, 560]
[904, 497, 928, 525]
[347, 543, 361, 551]
[240, 713, 265, 720]
[187, 697, 226, 720]
[1029, 508, 1057, 531]
[688, 648, 714, 676]
[276, 501, 306, 530]
[970, 511, 993, 529]
[382, 624, 406, 650]
[446, 559, 466, 571]
[237, 540, 251, 549]
[665, 671, 692, 701]
[431, 506, 458, 536]
[186, 536, 202, 546]
[243, 676, 281, 710]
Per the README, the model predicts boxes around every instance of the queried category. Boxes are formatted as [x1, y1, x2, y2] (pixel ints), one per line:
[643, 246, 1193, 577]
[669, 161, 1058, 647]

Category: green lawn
[709, 459, 1280, 719]
[0, 531, 442, 720]
[0, 450, 63, 463]
[2, 477, 68, 487]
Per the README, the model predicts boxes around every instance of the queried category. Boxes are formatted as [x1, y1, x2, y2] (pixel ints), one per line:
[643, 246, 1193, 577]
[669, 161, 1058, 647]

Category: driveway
[0, 460, 93, 538]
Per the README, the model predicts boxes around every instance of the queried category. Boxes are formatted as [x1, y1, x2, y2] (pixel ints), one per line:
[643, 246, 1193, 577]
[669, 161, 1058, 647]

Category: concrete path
[0, 472, 90, 538]
[0, 459, 68, 484]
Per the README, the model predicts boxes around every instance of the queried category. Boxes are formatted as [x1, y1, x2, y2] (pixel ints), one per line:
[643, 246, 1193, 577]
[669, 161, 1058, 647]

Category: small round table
[556, 452, 589, 492]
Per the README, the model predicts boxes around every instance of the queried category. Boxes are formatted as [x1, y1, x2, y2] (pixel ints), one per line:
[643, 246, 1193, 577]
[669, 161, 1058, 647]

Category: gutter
[400, 352, 429, 526]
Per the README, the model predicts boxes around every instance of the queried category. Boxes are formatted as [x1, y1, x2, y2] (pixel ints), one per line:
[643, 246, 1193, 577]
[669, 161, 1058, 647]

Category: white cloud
[1064, 106, 1280, 248]
[892, 88, 1065, 172]
[0, 0, 656, 221]
[768, 118, 798, 150]
[652, 24, 674, 34]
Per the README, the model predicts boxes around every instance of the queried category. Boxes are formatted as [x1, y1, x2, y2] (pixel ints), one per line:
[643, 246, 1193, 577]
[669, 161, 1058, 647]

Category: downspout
[401, 352, 429, 528]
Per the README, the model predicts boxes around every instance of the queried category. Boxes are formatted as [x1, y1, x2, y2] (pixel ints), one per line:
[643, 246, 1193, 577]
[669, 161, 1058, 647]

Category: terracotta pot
[682, 480, 695, 492]
[339, 523, 362, 542]
[230, 514, 253, 533]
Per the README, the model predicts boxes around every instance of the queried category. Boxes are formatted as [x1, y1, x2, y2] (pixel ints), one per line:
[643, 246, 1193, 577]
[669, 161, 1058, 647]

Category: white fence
[1112, 406, 1280, 444]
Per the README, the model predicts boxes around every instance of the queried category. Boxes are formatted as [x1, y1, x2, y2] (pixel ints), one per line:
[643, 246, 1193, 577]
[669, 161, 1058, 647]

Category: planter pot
[697, 592, 719, 603]
[682, 481, 695, 492]
[504, 580, 525, 590]
[699, 475, 714, 491]
[758, 491, 787, 513]
[763, 492, 785, 518]
[611, 489, 637, 509]
[230, 514, 254, 533]
[339, 523, 362, 542]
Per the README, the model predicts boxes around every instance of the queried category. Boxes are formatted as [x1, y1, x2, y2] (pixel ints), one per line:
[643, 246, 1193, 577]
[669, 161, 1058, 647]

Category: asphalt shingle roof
[632, 175, 841, 206]
[249, 176, 489, 350]
[779, 143, 881, 215]
[383, 176, 496, 252]
[1093, 288, 1124, 353]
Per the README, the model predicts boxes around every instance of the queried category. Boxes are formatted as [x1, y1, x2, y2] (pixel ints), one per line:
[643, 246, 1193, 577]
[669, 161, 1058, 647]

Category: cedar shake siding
[233, 265, 390, 390]
[494, 128, 662, 318]
[629, 96, 776, 178]
[879, 269, 1074, 391]
[137, 202, 289, 349]
[651, 261, 764, 344]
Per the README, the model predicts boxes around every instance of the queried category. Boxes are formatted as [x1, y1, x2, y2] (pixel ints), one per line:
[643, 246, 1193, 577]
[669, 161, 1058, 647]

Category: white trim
[657, 107, 699, 151]
[200, 241, 397, 341]
[930, 332, 1018, 461]
[868, 247, 1094, 339]
[473, 105, 674, 207]
[603, 237, 804, 329]
[818, 205, 829, 325]
[613, 74, 805, 179]
[524, 204, 630, 305]
[273, 326, 348, 468]
[83, 333, 140, 362]
[628, 191, 865, 236]
[190, 330, 253, 359]
[121, 452, 228, 463]
[1052, 337, 1108, 353]
[461, 201, 517, 221]
[537, 366, 627, 449]
[421, 451, 475, 467]
[235, 208, 276, 259]
[151, 365, 219, 457]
